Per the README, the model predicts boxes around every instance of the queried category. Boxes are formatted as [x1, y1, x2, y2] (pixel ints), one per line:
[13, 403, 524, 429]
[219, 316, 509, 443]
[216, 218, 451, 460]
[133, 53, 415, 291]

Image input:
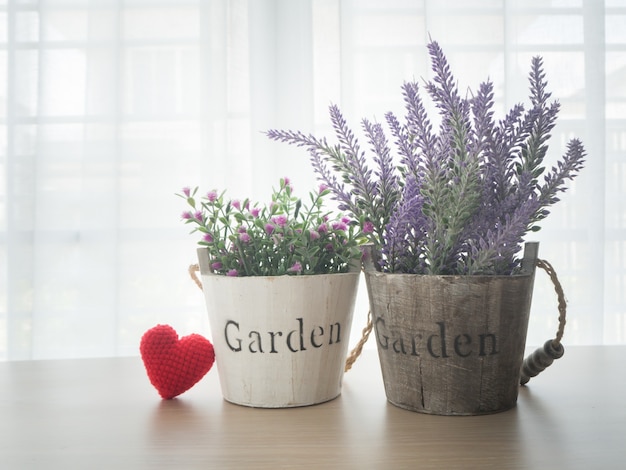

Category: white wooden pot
[197, 248, 360, 408]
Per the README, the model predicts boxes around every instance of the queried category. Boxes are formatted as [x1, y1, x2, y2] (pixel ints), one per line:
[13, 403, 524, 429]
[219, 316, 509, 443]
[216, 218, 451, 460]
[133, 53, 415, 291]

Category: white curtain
[1, 0, 624, 360]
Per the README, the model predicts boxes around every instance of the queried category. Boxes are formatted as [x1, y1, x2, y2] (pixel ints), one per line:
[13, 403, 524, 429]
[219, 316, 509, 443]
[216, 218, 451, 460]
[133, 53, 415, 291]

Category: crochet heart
[140, 324, 215, 399]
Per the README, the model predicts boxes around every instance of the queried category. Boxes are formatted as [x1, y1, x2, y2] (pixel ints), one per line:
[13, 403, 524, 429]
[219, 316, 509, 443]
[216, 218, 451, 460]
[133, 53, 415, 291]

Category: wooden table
[1, 346, 624, 469]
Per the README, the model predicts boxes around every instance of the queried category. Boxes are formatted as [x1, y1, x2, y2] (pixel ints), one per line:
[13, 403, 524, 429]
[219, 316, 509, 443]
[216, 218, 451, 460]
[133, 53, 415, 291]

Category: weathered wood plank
[364, 244, 538, 415]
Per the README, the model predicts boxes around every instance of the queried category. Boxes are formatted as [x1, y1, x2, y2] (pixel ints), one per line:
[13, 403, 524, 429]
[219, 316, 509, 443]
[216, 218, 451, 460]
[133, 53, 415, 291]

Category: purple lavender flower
[362, 118, 399, 214]
[267, 40, 586, 275]
[383, 176, 428, 273]
[267, 106, 398, 245]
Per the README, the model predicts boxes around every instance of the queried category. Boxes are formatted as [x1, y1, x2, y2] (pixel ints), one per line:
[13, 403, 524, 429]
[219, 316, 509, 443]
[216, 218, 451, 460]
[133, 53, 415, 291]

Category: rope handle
[344, 311, 374, 372]
[520, 258, 567, 385]
[189, 264, 202, 290]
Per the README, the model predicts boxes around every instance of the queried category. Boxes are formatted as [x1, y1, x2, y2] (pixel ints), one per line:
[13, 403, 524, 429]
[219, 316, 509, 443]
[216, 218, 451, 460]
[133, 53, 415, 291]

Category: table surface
[1, 346, 625, 469]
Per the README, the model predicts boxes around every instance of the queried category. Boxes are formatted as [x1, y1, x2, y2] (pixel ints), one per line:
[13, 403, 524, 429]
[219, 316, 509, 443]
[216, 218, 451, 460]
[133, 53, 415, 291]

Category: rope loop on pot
[189, 264, 202, 291]
[520, 258, 568, 385]
[536, 259, 567, 345]
[344, 311, 374, 372]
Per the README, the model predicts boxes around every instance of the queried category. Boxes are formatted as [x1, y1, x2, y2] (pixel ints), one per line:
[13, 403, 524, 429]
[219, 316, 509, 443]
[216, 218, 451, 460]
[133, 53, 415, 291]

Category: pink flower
[341, 217, 350, 224]
[227, 269, 239, 277]
[265, 224, 275, 234]
[332, 221, 347, 231]
[182, 187, 191, 197]
[232, 200, 241, 210]
[250, 207, 260, 218]
[203, 233, 214, 243]
[363, 221, 375, 233]
[194, 211, 203, 221]
[271, 215, 288, 227]
[206, 190, 218, 202]
[317, 223, 328, 233]
[288, 261, 302, 274]
[211, 261, 222, 270]
[181, 211, 193, 220]
[239, 232, 251, 243]
[281, 177, 292, 193]
[309, 230, 320, 240]
[319, 184, 328, 193]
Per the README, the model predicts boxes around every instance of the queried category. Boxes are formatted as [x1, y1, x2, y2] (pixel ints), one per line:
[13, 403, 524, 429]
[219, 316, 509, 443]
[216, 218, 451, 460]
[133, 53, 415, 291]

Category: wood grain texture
[1, 347, 625, 469]
[0, 346, 626, 470]
[364, 271, 535, 415]
[197, 247, 360, 408]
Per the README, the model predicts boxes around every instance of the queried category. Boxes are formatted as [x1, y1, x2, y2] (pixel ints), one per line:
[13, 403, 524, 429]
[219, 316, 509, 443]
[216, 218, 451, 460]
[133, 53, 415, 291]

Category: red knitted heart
[140, 324, 215, 399]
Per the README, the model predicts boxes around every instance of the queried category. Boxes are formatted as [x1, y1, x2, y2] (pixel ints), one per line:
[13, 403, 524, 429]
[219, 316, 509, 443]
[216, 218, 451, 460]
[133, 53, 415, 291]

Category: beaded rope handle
[519, 258, 567, 385]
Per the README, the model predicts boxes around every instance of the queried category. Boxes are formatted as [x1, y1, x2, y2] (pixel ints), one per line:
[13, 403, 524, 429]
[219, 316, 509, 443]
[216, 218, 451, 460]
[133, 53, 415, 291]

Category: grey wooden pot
[363, 243, 539, 415]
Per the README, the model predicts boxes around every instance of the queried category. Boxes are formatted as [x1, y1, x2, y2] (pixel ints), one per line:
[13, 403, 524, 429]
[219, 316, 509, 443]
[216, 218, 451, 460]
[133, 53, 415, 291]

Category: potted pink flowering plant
[178, 178, 365, 408]
[179, 177, 363, 277]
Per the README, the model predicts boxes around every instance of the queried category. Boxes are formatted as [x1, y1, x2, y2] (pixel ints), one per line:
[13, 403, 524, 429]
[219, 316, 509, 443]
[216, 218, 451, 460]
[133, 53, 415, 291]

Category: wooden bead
[520, 340, 565, 385]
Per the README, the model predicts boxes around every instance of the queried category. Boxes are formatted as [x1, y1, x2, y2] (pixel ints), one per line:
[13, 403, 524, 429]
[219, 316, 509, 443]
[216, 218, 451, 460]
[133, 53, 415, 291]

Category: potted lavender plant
[178, 178, 365, 407]
[267, 41, 585, 415]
